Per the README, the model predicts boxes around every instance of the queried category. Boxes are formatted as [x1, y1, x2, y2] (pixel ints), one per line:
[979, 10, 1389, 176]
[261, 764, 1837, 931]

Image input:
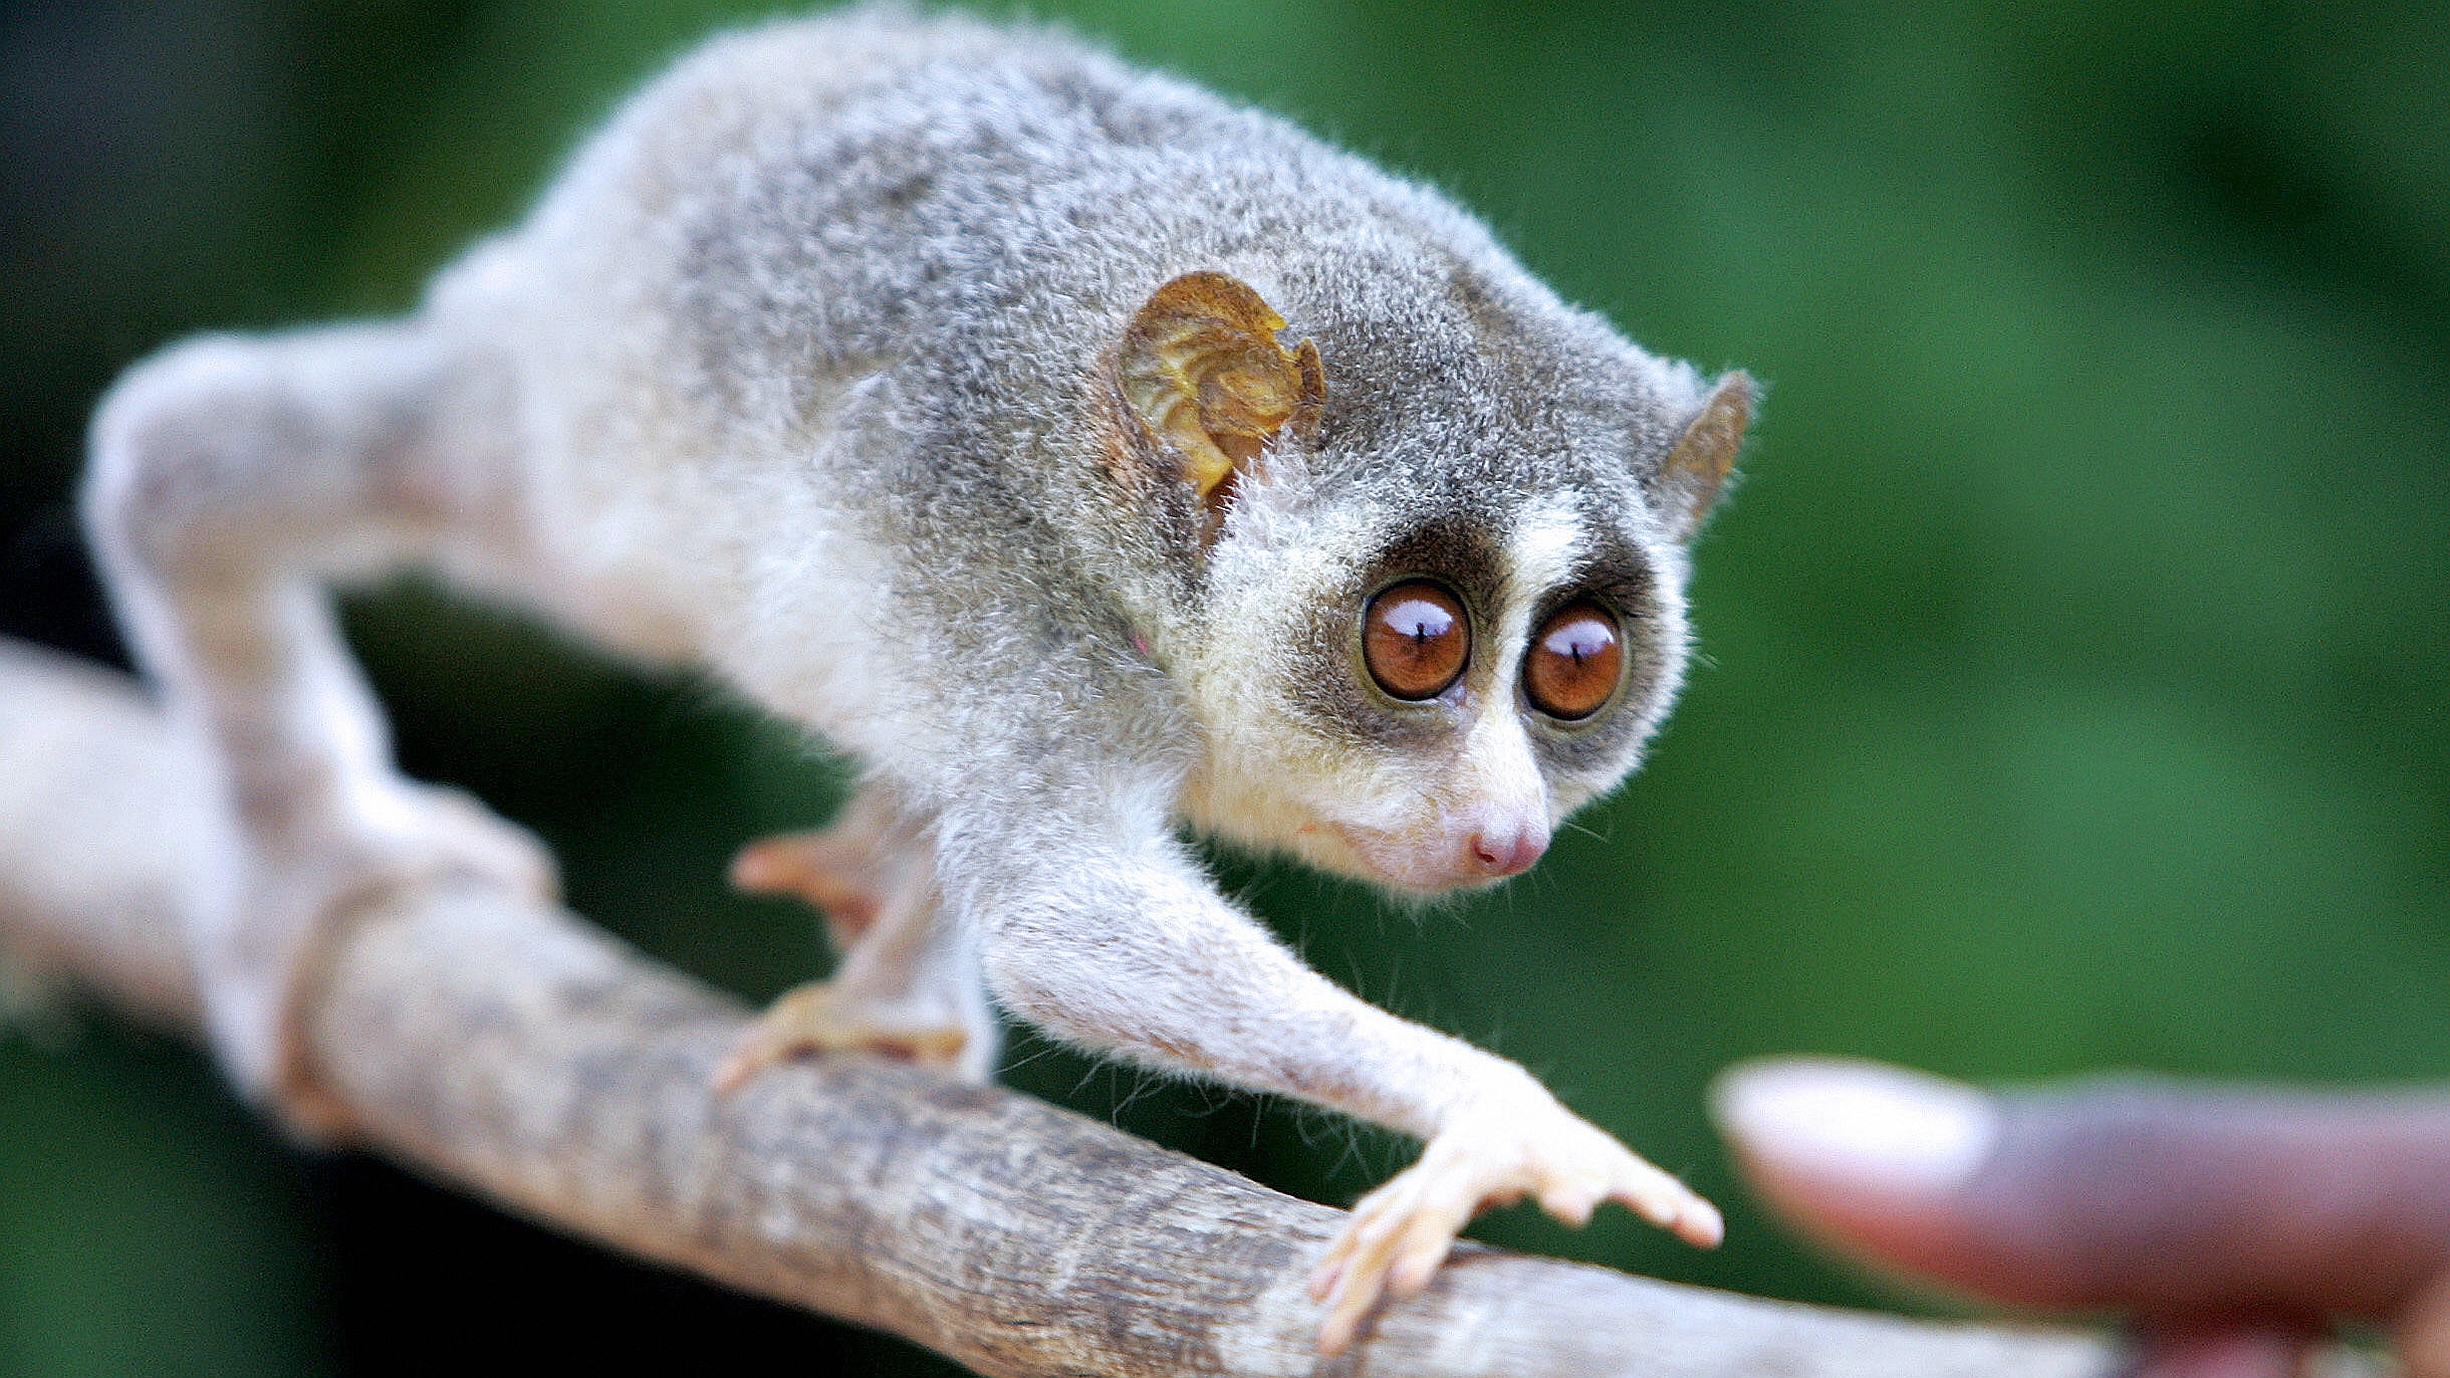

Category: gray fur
[82, 7, 1746, 1342]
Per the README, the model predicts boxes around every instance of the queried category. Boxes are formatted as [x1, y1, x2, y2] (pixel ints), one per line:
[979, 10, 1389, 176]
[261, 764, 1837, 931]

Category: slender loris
[82, 6, 1752, 1353]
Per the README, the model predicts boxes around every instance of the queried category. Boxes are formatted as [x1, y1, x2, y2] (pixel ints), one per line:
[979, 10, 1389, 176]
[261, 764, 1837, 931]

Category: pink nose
[1466, 826, 1548, 878]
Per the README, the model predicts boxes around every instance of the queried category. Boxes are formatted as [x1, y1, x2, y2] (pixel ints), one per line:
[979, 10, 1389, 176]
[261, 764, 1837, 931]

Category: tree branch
[0, 637, 2381, 1377]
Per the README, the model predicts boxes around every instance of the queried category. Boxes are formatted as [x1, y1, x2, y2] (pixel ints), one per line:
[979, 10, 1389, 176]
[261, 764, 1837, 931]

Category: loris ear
[1113, 271, 1324, 533]
[1647, 370, 1754, 542]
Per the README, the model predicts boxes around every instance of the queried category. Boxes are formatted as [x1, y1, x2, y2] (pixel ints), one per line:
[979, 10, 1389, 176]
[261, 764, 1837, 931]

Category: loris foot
[711, 978, 976, 1093]
[380, 781, 561, 903]
[212, 778, 558, 1135]
[1304, 1097, 1722, 1354]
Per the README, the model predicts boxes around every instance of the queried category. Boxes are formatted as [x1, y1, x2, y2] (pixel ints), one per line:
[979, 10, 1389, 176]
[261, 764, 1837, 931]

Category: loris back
[429, 11, 1708, 775]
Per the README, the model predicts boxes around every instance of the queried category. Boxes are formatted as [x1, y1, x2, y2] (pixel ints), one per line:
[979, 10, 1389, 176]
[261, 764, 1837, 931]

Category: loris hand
[1307, 1093, 1723, 1354]
[1714, 1057, 2450, 1378]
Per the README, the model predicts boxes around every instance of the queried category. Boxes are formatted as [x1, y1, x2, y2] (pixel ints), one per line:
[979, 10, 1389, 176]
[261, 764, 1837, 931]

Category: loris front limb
[714, 757, 1720, 1348]
[929, 790, 1721, 1355]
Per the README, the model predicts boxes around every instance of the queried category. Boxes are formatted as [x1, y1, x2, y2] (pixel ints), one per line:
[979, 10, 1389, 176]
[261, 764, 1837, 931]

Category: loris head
[1102, 269, 1750, 895]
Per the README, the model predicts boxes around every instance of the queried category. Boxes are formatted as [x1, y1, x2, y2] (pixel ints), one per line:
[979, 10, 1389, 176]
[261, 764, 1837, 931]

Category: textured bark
[0, 637, 2387, 1377]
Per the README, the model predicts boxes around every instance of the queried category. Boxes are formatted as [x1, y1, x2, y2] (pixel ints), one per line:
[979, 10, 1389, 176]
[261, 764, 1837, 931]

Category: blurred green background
[3, 0, 2445, 1372]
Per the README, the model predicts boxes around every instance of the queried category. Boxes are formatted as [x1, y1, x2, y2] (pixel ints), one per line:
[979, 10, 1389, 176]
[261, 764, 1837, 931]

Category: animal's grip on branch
[0, 636, 2380, 1378]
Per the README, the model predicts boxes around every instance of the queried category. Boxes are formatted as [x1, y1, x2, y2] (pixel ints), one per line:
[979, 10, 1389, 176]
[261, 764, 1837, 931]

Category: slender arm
[937, 799, 1540, 1140]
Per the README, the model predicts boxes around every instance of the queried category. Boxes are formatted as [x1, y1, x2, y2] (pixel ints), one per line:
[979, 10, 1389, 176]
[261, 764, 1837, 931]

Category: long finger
[1605, 1158, 1723, 1247]
[1307, 1178, 1408, 1300]
[1712, 1057, 2450, 1320]
[1316, 1199, 1414, 1354]
[1387, 1174, 1498, 1294]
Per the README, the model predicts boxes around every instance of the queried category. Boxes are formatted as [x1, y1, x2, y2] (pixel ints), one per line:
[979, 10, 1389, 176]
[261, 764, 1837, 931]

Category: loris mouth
[1318, 820, 1542, 895]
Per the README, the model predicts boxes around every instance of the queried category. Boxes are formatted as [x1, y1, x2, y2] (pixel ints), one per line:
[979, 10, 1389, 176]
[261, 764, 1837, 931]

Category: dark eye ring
[1524, 600, 1623, 721]
[1361, 580, 1469, 701]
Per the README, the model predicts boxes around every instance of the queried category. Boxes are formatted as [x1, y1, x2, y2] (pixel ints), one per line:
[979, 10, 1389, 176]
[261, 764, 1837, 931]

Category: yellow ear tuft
[1117, 272, 1323, 513]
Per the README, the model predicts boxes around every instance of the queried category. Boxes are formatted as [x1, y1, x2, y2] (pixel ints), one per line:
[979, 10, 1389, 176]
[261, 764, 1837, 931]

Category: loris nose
[1466, 825, 1548, 878]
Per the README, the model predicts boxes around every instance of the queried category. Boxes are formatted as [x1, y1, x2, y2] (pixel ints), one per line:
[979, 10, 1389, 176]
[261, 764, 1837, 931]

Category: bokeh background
[3, 0, 2445, 1372]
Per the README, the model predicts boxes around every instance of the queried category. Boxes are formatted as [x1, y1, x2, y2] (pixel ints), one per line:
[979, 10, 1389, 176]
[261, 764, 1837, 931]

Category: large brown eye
[1362, 581, 1469, 700]
[1525, 601, 1622, 720]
